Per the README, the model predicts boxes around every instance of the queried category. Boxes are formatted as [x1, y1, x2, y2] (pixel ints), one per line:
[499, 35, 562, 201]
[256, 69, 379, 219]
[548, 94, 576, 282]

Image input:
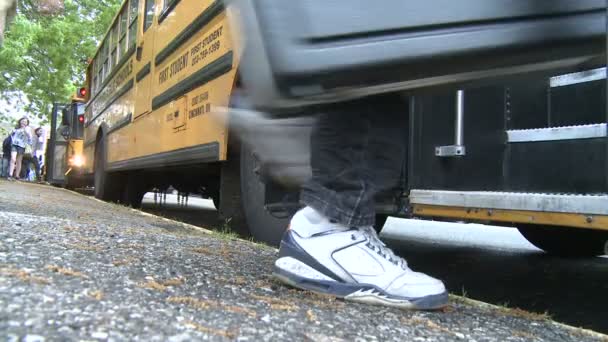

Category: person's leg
[34, 157, 41, 181]
[0, 157, 8, 178]
[362, 94, 409, 228]
[274, 94, 447, 310]
[299, 98, 376, 227]
[8, 150, 17, 178]
[15, 153, 23, 179]
[20, 157, 29, 180]
[1, 158, 6, 178]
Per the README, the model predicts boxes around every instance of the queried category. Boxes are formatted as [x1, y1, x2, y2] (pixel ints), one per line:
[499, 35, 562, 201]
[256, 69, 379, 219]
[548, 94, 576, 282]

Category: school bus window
[98, 45, 103, 81]
[90, 61, 96, 94]
[110, 24, 118, 67]
[93, 55, 101, 93]
[143, 0, 154, 32]
[91, 61, 97, 94]
[102, 41, 109, 81]
[128, 0, 139, 50]
[96, 57, 102, 89]
[129, 0, 138, 23]
[119, 7, 128, 58]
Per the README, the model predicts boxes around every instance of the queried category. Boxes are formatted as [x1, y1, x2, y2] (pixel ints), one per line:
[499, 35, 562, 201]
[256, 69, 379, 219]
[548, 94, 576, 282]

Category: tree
[0, 0, 18, 46]
[0, 0, 121, 124]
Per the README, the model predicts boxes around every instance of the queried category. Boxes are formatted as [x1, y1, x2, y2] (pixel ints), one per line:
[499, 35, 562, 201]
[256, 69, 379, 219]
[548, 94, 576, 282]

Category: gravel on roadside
[1, 180, 606, 342]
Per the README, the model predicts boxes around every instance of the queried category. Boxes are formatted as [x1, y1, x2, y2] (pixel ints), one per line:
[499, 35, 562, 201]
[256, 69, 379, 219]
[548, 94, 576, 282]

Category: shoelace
[360, 226, 409, 270]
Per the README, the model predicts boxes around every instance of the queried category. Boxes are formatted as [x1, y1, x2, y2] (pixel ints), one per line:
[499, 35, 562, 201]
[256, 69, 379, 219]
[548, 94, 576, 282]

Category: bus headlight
[70, 155, 85, 167]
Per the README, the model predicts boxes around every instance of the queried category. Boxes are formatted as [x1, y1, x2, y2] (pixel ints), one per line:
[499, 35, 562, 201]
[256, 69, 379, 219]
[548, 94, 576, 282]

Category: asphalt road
[141, 193, 608, 335]
[382, 220, 608, 335]
[2, 183, 604, 341]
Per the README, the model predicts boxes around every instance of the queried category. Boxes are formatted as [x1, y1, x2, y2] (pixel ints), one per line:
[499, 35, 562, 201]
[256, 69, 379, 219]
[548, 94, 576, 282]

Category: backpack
[2, 135, 12, 155]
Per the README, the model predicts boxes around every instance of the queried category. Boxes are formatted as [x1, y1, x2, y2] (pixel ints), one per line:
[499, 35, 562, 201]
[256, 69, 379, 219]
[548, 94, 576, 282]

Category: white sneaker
[273, 207, 448, 310]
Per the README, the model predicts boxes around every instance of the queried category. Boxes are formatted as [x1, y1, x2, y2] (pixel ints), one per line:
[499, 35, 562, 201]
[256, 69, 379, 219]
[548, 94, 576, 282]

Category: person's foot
[273, 207, 448, 310]
[7, 177, 15, 181]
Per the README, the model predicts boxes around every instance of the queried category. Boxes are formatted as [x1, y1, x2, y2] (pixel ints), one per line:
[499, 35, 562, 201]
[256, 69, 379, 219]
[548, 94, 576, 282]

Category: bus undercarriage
[258, 69, 608, 256]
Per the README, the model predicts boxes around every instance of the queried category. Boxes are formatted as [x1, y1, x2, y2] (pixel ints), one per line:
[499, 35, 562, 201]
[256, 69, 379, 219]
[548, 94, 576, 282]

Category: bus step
[409, 190, 608, 216]
[506, 123, 606, 143]
[549, 67, 605, 88]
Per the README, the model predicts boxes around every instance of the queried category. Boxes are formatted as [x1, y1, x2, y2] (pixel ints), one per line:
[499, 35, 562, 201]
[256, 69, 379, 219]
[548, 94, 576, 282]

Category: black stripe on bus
[107, 142, 219, 171]
[107, 112, 133, 135]
[155, 1, 224, 67]
[87, 46, 136, 109]
[158, 0, 181, 24]
[136, 63, 151, 82]
[152, 51, 232, 111]
[85, 78, 134, 128]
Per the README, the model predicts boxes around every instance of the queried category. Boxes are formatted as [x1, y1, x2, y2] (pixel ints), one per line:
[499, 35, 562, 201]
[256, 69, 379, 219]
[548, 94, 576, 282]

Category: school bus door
[46, 103, 69, 185]
[134, 0, 156, 118]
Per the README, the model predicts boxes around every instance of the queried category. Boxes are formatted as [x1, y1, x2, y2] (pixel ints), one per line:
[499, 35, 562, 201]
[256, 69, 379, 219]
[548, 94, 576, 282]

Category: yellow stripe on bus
[412, 204, 608, 231]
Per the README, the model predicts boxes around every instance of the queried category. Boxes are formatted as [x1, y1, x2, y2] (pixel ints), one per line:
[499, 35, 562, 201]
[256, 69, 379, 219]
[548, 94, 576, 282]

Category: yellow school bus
[46, 92, 88, 189]
[80, 0, 608, 256]
[81, 0, 285, 236]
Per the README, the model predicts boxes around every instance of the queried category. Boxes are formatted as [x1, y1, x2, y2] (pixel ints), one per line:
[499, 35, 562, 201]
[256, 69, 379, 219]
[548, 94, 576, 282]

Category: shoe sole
[273, 266, 448, 310]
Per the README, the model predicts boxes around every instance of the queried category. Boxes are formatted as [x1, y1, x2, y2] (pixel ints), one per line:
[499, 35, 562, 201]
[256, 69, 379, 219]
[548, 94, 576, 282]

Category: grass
[400, 315, 461, 337]
[45, 265, 89, 279]
[286, 289, 346, 309]
[306, 309, 317, 323]
[112, 257, 140, 266]
[0, 266, 50, 285]
[460, 286, 468, 298]
[449, 294, 552, 321]
[167, 296, 257, 318]
[496, 307, 551, 321]
[209, 218, 240, 241]
[183, 321, 238, 339]
[88, 290, 104, 300]
[138, 277, 185, 291]
[512, 330, 539, 340]
[138, 280, 168, 291]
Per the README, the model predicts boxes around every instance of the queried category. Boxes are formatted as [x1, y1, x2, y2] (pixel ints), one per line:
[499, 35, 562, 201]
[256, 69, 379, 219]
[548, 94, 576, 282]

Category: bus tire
[240, 143, 289, 246]
[211, 194, 220, 210]
[517, 224, 608, 257]
[94, 136, 122, 202]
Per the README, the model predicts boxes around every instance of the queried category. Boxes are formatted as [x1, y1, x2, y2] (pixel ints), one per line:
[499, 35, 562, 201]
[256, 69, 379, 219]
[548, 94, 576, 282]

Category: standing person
[273, 94, 448, 310]
[1, 134, 11, 178]
[32, 127, 46, 182]
[7, 117, 33, 181]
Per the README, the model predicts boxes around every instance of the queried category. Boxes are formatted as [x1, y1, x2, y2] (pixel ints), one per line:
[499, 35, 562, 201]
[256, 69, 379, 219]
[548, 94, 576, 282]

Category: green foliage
[0, 0, 122, 123]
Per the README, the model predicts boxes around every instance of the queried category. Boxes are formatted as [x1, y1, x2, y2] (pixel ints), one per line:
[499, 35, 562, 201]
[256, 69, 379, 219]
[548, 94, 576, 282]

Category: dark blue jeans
[0, 157, 9, 178]
[300, 94, 409, 227]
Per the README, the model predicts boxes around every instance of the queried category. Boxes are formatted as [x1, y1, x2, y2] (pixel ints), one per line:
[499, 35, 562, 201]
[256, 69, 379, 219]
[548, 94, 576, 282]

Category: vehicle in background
[46, 89, 87, 189]
[78, 0, 282, 236]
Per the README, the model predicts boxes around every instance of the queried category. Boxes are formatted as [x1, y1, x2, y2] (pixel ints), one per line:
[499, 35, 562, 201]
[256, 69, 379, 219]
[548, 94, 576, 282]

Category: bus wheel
[94, 136, 122, 202]
[211, 194, 220, 210]
[239, 143, 289, 246]
[517, 224, 608, 257]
